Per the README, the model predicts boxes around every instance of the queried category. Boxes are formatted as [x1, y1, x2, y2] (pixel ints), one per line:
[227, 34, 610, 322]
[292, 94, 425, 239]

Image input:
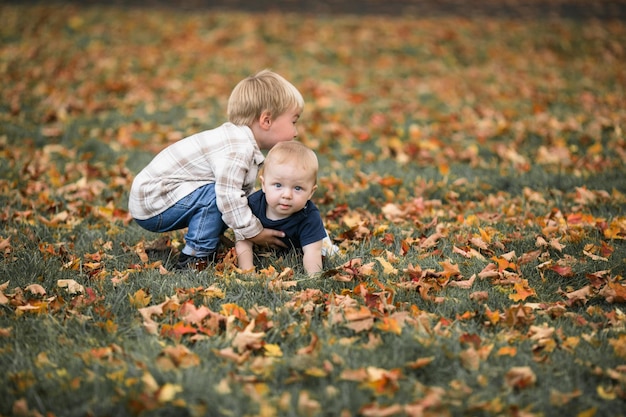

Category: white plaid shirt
[129, 123, 264, 240]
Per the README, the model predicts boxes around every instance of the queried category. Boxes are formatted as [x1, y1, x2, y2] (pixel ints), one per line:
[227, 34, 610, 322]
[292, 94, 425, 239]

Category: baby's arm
[235, 239, 255, 272]
[302, 240, 324, 275]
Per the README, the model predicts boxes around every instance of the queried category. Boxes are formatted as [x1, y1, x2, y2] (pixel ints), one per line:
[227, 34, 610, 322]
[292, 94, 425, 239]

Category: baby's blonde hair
[227, 69, 304, 126]
[262, 141, 318, 184]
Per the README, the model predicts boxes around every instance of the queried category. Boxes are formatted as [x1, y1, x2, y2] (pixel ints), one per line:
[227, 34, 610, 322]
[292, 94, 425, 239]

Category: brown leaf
[232, 320, 265, 353]
[449, 274, 476, 289]
[504, 366, 536, 389]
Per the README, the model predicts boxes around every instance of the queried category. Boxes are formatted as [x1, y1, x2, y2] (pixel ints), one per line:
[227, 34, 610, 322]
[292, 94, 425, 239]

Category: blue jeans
[134, 184, 226, 257]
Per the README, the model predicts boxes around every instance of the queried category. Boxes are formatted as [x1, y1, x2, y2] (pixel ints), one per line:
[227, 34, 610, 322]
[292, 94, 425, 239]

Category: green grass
[2, 3, 626, 417]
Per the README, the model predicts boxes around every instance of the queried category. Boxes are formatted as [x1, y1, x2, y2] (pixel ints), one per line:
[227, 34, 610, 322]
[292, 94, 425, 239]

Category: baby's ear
[260, 175, 266, 191]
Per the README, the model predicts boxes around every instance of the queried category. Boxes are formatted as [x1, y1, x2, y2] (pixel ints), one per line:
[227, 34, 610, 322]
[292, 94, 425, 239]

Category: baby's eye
[274, 183, 282, 188]
[294, 186, 303, 191]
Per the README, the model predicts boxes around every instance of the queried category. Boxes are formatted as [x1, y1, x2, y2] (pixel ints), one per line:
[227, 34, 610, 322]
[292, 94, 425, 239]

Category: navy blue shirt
[248, 190, 327, 251]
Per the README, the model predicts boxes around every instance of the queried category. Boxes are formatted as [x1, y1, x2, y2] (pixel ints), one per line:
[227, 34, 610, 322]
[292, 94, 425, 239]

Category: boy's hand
[250, 228, 287, 248]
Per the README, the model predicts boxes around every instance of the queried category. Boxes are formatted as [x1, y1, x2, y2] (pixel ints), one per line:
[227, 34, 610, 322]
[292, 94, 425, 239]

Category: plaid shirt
[129, 123, 264, 240]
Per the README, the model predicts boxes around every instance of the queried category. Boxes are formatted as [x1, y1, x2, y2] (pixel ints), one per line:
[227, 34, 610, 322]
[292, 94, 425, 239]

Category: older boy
[129, 70, 301, 269]
[236, 141, 327, 275]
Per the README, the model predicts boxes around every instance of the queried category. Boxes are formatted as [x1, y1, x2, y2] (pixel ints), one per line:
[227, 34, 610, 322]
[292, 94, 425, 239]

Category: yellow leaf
[596, 385, 616, 400]
[128, 289, 151, 308]
[577, 408, 597, 417]
[264, 343, 283, 358]
[158, 383, 183, 403]
[608, 334, 626, 359]
[375, 256, 397, 275]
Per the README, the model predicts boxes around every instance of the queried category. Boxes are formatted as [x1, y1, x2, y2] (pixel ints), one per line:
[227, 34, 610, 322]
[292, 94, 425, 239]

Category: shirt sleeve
[298, 204, 327, 247]
[213, 148, 263, 241]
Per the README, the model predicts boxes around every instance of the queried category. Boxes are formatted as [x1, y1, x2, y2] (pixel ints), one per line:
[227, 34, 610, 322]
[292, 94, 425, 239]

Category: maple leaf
[343, 306, 375, 332]
[375, 256, 397, 275]
[505, 366, 536, 389]
[214, 347, 251, 365]
[138, 298, 171, 335]
[363, 366, 403, 396]
[497, 346, 517, 357]
[57, 279, 84, 294]
[420, 232, 443, 250]
[161, 321, 197, 341]
[478, 263, 500, 280]
[128, 289, 152, 308]
[157, 344, 200, 369]
[297, 390, 321, 417]
[178, 301, 212, 324]
[221, 303, 249, 323]
[558, 285, 592, 306]
[157, 383, 183, 404]
[459, 347, 480, 371]
[0, 236, 11, 254]
[598, 280, 626, 303]
[263, 343, 283, 358]
[438, 259, 461, 280]
[232, 320, 266, 353]
[509, 280, 537, 302]
[550, 389, 582, 406]
[449, 273, 476, 289]
[549, 264, 574, 277]
[376, 316, 402, 335]
[25, 284, 46, 296]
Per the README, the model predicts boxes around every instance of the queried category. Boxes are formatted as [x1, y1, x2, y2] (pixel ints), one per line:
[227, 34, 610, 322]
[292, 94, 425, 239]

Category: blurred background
[8, 0, 626, 19]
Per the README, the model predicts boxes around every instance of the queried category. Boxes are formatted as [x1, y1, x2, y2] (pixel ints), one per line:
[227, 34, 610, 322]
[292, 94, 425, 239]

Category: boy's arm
[302, 240, 324, 275]
[235, 239, 255, 272]
[249, 229, 286, 248]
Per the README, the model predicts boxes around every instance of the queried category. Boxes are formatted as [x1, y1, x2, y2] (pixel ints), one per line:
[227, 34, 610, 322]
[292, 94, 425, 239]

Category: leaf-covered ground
[1, 3, 626, 417]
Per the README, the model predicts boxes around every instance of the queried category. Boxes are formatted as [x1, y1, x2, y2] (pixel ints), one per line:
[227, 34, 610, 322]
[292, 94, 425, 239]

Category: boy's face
[256, 107, 301, 150]
[260, 162, 317, 220]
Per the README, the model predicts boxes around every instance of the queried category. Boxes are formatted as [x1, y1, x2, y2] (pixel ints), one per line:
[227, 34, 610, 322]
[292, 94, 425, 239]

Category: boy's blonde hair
[262, 141, 318, 184]
[227, 69, 304, 126]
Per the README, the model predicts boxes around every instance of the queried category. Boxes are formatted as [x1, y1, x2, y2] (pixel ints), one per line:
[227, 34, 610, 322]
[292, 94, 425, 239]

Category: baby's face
[261, 162, 317, 220]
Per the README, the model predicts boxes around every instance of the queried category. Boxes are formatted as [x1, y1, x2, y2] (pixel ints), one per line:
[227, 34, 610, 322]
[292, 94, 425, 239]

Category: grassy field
[1, 3, 626, 416]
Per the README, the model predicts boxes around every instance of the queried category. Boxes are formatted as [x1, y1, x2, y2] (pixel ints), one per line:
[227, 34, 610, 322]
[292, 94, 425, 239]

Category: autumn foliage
[1, 3, 626, 417]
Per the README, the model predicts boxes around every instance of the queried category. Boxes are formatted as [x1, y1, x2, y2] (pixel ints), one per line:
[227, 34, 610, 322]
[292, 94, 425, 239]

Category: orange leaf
[377, 176, 403, 187]
[220, 303, 249, 322]
[509, 280, 536, 302]
[406, 356, 435, 369]
[438, 260, 461, 279]
[497, 346, 517, 357]
[161, 321, 197, 340]
[376, 316, 402, 335]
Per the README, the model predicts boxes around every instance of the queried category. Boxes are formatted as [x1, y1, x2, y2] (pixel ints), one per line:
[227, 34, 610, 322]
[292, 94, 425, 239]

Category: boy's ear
[259, 111, 272, 130]
[308, 184, 318, 199]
